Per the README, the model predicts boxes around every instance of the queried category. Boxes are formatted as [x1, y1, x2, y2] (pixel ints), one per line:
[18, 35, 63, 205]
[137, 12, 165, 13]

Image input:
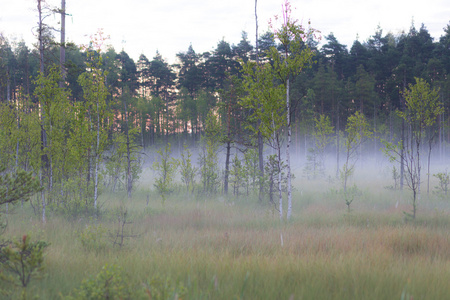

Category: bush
[144, 275, 188, 300]
[66, 264, 141, 300]
[77, 224, 107, 252]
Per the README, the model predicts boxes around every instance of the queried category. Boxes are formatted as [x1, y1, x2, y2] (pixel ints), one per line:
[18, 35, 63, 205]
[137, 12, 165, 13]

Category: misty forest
[1, 0, 450, 299]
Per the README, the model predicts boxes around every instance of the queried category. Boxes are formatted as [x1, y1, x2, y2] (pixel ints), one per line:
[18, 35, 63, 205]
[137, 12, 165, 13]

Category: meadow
[2, 164, 450, 299]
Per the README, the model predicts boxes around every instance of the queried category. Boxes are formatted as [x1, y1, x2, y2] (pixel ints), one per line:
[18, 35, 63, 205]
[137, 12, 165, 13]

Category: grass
[1, 169, 450, 299]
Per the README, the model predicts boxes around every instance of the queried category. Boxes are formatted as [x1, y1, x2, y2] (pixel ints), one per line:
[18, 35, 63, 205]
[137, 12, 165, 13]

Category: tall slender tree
[268, 0, 315, 219]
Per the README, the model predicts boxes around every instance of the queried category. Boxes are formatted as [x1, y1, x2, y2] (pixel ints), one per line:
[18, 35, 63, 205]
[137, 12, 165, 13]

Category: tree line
[2, 22, 450, 147]
[1, 6, 450, 219]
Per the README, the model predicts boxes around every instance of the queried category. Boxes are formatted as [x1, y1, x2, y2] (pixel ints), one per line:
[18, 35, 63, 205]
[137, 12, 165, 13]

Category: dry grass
[2, 169, 450, 299]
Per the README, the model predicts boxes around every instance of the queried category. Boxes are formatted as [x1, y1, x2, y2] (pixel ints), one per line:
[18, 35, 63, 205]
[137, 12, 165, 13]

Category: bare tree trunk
[38, 0, 47, 222]
[59, 0, 66, 85]
[94, 102, 100, 209]
[400, 75, 406, 190]
[400, 118, 405, 190]
[40, 170, 45, 223]
[336, 102, 340, 178]
[224, 141, 231, 195]
[286, 76, 292, 219]
[427, 140, 432, 195]
[255, 0, 264, 203]
[277, 137, 283, 220]
[124, 97, 132, 199]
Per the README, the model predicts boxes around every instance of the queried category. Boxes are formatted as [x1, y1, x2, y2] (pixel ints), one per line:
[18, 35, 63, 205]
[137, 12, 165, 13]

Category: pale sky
[1, 0, 449, 64]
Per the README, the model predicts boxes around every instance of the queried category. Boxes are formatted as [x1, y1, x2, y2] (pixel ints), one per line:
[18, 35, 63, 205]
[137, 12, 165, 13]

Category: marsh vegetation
[1, 159, 450, 299]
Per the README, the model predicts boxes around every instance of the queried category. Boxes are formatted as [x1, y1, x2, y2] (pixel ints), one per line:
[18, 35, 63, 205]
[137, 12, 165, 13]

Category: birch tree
[242, 0, 315, 219]
[383, 78, 443, 219]
[78, 43, 109, 210]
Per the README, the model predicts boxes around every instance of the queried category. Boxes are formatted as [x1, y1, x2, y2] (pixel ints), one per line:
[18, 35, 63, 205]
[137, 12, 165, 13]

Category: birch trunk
[94, 102, 100, 209]
[286, 76, 292, 220]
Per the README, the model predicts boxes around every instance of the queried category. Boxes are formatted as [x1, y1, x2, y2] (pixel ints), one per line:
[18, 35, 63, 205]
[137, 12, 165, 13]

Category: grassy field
[2, 169, 450, 299]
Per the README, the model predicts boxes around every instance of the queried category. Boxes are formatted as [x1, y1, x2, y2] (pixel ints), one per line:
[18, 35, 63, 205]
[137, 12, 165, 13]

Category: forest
[1, 0, 450, 298]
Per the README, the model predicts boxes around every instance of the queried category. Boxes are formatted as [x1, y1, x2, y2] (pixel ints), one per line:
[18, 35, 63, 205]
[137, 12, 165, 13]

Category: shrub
[77, 224, 107, 252]
[66, 264, 140, 300]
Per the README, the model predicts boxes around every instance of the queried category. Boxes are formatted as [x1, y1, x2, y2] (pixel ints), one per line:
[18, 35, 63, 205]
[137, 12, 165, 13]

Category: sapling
[392, 166, 401, 190]
[304, 114, 334, 179]
[340, 111, 371, 211]
[340, 111, 371, 192]
[230, 154, 244, 198]
[433, 171, 449, 197]
[383, 78, 443, 219]
[67, 264, 138, 299]
[180, 144, 197, 194]
[243, 148, 259, 195]
[199, 112, 221, 196]
[0, 235, 49, 288]
[153, 143, 178, 203]
[109, 205, 138, 248]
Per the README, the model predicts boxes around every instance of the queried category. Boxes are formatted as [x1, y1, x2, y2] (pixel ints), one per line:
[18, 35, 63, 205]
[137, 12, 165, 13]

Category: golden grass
[2, 171, 450, 299]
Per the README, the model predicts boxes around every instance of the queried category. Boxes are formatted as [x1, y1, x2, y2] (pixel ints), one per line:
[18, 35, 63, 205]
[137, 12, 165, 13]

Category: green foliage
[33, 65, 73, 173]
[179, 144, 197, 194]
[0, 166, 41, 207]
[383, 78, 443, 219]
[341, 111, 372, 192]
[153, 143, 179, 203]
[57, 177, 102, 217]
[391, 166, 401, 190]
[77, 224, 107, 252]
[144, 275, 188, 300]
[199, 112, 222, 195]
[342, 184, 361, 212]
[243, 148, 259, 195]
[304, 114, 334, 179]
[240, 61, 285, 141]
[263, 154, 293, 208]
[104, 131, 143, 194]
[384, 165, 401, 190]
[398, 78, 443, 130]
[433, 171, 449, 197]
[66, 264, 139, 300]
[0, 235, 49, 288]
[230, 154, 244, 198]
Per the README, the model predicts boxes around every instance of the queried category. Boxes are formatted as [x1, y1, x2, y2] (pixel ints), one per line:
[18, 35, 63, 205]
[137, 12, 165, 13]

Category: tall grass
[1, 169, 450, 299]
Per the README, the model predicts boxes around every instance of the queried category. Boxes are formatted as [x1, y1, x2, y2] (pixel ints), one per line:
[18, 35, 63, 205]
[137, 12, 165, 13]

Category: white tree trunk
[286, 77, 292, 220]
[40, 170, 46, 223]
[94, 102, 100, 209]
[278, 144, 283, 220]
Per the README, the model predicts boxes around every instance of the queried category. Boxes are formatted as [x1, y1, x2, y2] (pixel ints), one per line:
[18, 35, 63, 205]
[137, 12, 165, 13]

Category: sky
[1, 0, 449, 64]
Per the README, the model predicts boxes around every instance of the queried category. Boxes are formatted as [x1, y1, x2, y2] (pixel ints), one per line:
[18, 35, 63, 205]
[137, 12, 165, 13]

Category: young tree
[219, 75, 243, 196]
[153, 143, 178, 203]
[242, 1, 316, 219]
[78, 43, 109, 210]
[383, 78, 443, 218]
[179, 144, 197, 194]
[241, 61, 285, 218]
[0, 167, 41, 207]
[199, 112, 222, 196]
[268, 1, 316, 219]
[340, 111, 372, 193]
[33, 66, 71, 221]
[304, 114, 334, 179]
